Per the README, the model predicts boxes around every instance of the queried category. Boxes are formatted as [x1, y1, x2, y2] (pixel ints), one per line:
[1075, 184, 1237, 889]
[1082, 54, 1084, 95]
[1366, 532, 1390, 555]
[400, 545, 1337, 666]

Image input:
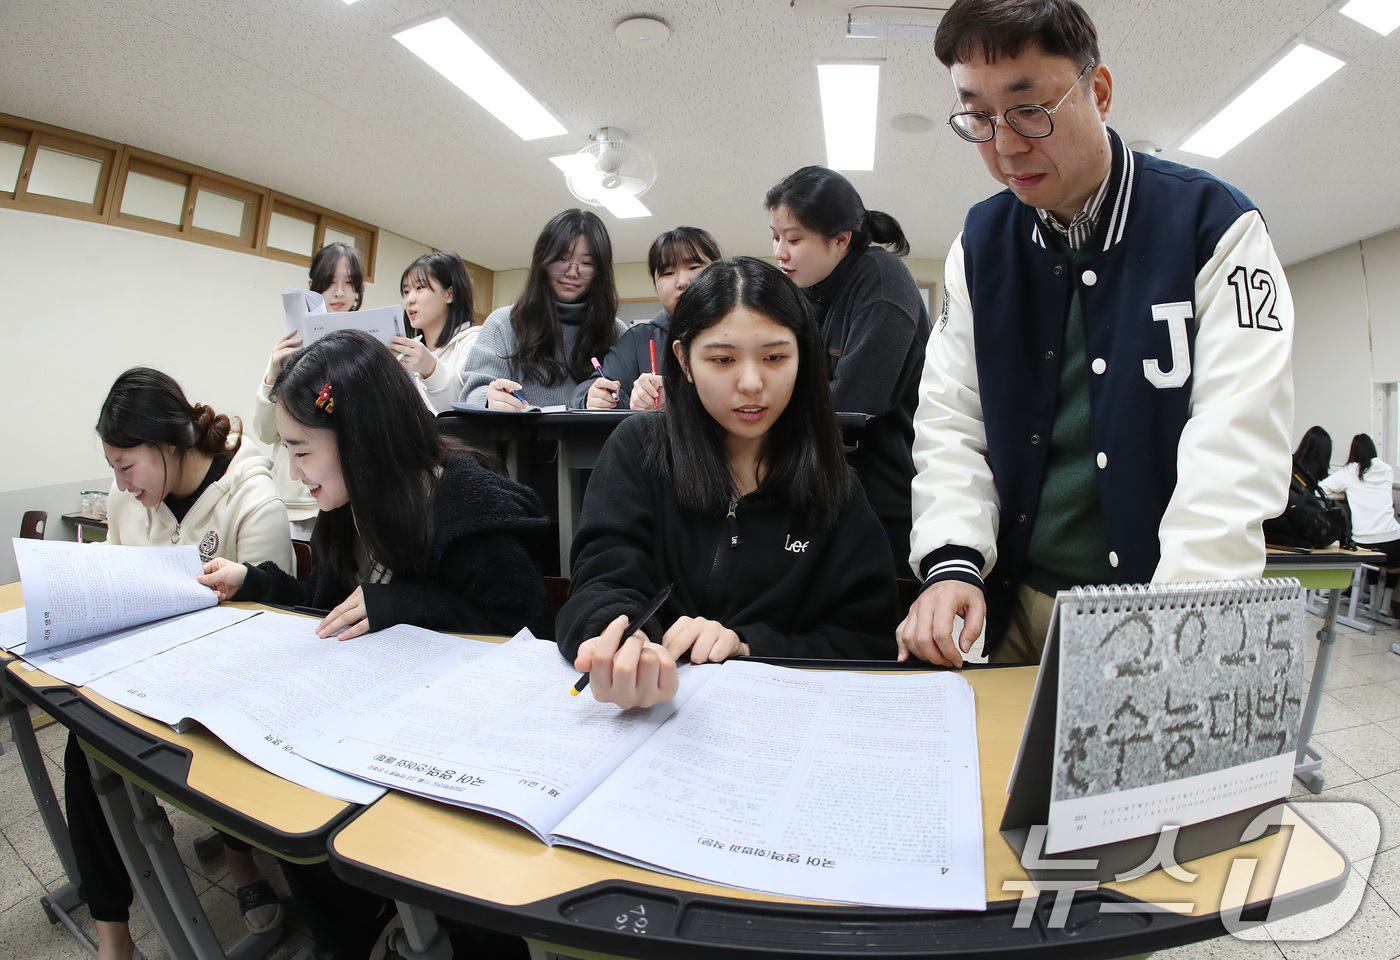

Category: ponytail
[765, 166, 910, 257]
[98, 368, 240, 456]
[864, 210, 909, 256]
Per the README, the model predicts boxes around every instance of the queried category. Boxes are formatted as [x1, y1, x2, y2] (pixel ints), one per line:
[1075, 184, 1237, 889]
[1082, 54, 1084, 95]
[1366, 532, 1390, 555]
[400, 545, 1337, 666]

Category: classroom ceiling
[1, 0, 1396, 271]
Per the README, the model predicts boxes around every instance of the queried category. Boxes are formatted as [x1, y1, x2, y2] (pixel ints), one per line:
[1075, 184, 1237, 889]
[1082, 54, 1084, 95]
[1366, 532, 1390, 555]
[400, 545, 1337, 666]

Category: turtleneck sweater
[460, 301, 628, 408]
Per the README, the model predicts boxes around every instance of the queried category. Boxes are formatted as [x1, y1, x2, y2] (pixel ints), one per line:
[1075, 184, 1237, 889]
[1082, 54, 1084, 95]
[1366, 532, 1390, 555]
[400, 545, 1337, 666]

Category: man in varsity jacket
[899, 0, 1294, 665]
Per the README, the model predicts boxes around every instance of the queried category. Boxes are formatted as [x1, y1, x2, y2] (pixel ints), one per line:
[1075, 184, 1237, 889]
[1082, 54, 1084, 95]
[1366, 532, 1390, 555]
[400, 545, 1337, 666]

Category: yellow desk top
[331, 665, 1345, 916]
[0, 584, 353, 844]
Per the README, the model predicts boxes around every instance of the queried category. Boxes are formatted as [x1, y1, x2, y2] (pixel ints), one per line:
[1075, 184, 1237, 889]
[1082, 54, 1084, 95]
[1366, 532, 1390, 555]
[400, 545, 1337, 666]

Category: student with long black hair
[766, 167, 932, 572]
[557, 257, 897, 709]
[571, 225, 722, 410]
[1322, 434, 1400, 564]
[1294, 425, 1333, 484]
[203, 330, 553, 638]
[72, 369, 292, 960]
[391, 251, 481, 412]
[201, 329, 552, 958]
[254, 241, 367, 532]
[460, 209, 627, 409]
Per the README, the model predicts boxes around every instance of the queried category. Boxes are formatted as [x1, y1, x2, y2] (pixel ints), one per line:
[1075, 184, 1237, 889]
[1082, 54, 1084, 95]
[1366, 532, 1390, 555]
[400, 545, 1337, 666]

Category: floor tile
[1349, 653, 1400, 684]
[1270, 863, 1400, 960]
[1291, 752, 1364, 792]
[1295, 783, 1399, 856]
[1377, 716, 1400, 742]
[0, 896, 89, 960]
[2, 811, 69, 888]
[1335, 682, 1400, 724]
[0, 833, 44, 915]
[0, 764, 47, 831]
[1310, 692, 1371, 734]
[1369, 845, 1400, 913]
[1372, 771, 1400, 807]
[1321, 658, 1374, 691]
[1311, 725, 1400, 780]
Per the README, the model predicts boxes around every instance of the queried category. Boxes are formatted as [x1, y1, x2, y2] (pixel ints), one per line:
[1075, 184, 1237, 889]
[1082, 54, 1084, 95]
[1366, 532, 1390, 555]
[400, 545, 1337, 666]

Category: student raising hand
[575, 614, 679, 709]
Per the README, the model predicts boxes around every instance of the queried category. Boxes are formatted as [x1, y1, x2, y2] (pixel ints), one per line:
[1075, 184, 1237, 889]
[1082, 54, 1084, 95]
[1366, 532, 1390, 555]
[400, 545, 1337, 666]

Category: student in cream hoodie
[77, 368, 292, 960]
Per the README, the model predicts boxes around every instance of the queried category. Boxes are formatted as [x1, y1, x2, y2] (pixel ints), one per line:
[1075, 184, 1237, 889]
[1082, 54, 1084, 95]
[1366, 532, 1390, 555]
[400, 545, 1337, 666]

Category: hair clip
[315, 382, 335, 414]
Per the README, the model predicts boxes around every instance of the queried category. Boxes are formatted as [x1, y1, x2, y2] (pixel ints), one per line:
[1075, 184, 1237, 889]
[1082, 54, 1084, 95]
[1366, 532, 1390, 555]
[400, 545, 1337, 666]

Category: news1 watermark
[1002, 800, 1381, 941]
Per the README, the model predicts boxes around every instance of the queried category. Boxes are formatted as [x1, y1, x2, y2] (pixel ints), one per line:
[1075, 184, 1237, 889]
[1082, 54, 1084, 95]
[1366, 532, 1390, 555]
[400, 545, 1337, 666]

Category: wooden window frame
[0, 111, 379, 277]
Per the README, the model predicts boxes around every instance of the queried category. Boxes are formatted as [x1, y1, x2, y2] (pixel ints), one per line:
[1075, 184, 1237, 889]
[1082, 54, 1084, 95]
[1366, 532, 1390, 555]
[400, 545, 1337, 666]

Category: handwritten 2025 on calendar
[1049, 588, 1303, 853]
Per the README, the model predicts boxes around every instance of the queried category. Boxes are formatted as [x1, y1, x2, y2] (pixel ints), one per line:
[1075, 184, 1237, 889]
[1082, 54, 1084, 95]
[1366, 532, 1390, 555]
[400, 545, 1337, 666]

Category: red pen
[590, 356, 617, 401]
[649, 339, 658, 376]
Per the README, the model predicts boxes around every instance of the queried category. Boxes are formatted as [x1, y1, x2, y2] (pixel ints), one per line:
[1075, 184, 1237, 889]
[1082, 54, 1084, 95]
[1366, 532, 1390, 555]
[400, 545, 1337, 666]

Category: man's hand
[895, 581, 985, 667]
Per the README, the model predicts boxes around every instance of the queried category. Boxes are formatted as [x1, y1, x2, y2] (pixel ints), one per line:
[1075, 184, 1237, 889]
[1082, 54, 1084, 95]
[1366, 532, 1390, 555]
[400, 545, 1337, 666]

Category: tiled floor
[1, 615, 1398, 960]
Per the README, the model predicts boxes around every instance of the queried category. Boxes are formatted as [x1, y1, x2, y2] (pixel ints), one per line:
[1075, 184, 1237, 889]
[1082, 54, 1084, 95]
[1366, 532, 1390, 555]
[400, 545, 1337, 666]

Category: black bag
[1263, 465, 1352, 549]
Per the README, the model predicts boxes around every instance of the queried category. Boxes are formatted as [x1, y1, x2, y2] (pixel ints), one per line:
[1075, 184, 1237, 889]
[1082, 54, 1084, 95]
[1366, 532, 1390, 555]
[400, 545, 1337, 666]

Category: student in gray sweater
[460, 209, 627, 408]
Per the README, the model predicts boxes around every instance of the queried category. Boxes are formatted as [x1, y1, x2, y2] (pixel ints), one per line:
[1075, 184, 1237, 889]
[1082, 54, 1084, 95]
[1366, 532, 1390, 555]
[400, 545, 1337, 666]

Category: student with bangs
[766, 167, 932, 572]
[557, 257, 898, 710]
[202, 329, 553, 959]
[253, 241, 366, 533]
[390, 250, 481, 412]
[73, 369, 292, 959]
[460, 209, 627, 409]
[571, 226, 722, 410]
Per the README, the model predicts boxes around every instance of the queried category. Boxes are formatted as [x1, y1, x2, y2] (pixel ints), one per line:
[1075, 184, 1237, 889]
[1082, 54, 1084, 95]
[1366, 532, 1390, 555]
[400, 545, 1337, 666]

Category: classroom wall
[0, 207, 433, 584]
[1284, 227, 1400, 468]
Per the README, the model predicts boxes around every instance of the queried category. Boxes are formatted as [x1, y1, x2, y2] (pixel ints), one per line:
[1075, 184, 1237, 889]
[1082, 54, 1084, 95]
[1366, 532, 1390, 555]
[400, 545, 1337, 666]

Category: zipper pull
[727, 498, 739, 548]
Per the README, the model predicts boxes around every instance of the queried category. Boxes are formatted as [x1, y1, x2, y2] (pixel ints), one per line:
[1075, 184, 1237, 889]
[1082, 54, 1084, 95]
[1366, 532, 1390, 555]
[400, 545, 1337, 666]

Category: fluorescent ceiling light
[1179, 43, 1344, 158]
[549, 154, 652, 219]
[817, 63, 880, 171]
[1339, 0, 1400, 36]
[393, 17, 566, 141]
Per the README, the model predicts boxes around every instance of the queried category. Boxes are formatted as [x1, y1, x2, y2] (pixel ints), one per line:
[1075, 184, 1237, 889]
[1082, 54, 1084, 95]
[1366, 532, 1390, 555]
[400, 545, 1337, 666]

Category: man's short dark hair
[934, 0, 1100, 68]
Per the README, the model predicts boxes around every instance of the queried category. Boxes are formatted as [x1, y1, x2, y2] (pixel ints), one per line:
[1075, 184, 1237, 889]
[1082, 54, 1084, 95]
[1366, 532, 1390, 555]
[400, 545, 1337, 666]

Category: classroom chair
[294, 541, 313, 582]
[19, 510, 47, 540]
[543, 577, 571, 613]
[1352, 563, 1400, 628]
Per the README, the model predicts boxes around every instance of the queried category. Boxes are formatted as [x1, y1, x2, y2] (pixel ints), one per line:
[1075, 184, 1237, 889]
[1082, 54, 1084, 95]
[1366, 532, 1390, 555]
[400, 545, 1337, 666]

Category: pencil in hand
[570, 583, 675, 696]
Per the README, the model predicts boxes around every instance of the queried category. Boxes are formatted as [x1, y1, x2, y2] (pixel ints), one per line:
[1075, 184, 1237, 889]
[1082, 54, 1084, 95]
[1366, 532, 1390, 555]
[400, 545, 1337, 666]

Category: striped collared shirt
[1036, 172, 1112, 250]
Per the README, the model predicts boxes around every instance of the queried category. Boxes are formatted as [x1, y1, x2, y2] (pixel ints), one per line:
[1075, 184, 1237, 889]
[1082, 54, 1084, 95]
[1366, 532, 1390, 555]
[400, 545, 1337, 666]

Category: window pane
[0, 141, 24, 194]
[323, 225, 362, 250]
[120, 171, 186, 224]
[268, 210, 315, 255]
[192, 188, 248, 237]
[28, 146, 102, 203]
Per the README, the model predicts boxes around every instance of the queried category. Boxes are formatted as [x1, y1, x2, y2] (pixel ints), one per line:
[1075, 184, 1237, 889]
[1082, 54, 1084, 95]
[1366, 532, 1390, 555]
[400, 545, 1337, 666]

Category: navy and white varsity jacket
[910, 129, 1294, 647]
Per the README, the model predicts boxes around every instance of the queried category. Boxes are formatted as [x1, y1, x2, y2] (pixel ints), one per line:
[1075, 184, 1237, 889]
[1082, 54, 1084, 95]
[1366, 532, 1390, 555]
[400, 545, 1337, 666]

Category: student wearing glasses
[900, 0, 1294, 667]
[460, 209, 627, 410]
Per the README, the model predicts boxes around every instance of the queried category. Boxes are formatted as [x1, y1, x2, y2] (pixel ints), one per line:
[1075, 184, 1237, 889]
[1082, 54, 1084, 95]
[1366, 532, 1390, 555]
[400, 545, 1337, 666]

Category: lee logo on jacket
[784, 534, 810, 554]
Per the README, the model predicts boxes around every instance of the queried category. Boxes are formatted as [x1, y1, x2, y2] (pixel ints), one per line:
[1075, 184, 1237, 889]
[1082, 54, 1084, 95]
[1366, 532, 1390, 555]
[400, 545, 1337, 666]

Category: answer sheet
[552, 662, 986, 911]
[13, 540, 216, 651]
[0, 608, 26, 653]
[295, 632, 717, 838]
[88, 610, 497, 803]
[26, 607, 259, 687]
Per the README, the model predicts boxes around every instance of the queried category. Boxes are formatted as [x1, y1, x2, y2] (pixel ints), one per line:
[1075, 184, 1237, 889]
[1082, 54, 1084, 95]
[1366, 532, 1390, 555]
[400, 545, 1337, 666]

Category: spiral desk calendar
[1001, 579, 1305, 883]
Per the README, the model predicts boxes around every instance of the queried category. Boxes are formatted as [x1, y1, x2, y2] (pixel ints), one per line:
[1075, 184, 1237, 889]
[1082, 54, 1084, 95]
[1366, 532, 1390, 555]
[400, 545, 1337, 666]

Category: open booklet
[12, 539, 218, 652]
[282, 287, 405, 347]
[296, 634, 986, 911]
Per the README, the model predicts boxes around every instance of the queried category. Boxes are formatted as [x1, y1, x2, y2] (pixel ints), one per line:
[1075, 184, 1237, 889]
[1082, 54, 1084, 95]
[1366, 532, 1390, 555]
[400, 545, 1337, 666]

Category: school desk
[438, 408, 873, 573]
[326, 663, 1349, 960]
[1263, 546, 1386, 792]
[0, 588, 357, 960]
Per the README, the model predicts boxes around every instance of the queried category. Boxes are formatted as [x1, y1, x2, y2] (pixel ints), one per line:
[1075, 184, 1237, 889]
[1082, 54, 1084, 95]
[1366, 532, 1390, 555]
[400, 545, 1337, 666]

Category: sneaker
[236, 879, 283, 934]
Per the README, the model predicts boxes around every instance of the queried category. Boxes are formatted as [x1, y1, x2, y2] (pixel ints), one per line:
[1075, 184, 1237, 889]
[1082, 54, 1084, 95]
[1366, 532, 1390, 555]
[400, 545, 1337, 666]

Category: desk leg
[506, 438, 520, 482]
[557, 439, 573, 574]
[2, 684, 89, 947]
[87, 755, 204, 959]
[1294, 587, 1339, 794]
[392, 901, 453, 960]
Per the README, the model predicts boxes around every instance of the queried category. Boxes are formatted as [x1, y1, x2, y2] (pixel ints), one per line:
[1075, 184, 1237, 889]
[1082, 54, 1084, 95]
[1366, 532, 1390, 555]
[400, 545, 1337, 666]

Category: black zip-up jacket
[569, 311, 671, 409]
[806, 244, 931, 573]
[556, 416, 898, 660]
[235, 453, 554, 637]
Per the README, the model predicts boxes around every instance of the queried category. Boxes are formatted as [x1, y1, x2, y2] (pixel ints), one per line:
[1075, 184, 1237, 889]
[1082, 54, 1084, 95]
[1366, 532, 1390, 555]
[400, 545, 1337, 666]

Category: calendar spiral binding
[1069, 578, 1302, 615]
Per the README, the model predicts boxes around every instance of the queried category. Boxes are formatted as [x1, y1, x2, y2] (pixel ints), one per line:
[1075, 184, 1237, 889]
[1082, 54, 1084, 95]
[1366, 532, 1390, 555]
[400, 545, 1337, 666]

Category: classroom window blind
[268, 209, 317, 256]
[192, 188, 249, 237]
[0, 139, 24, 195]
[119, 169, 187, 225]
[28, 146, 103, 204]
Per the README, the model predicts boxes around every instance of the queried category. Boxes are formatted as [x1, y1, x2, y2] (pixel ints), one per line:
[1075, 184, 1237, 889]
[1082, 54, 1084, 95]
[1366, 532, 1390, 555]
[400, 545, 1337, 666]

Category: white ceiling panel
[0, 0, 1396, 269]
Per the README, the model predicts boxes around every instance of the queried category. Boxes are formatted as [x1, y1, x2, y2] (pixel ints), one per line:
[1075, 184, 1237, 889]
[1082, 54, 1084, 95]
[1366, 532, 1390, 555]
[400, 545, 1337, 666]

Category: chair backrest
[293, 541, 313, 582]
[20, 510, 47, 540]
[543, 576, 571, 613]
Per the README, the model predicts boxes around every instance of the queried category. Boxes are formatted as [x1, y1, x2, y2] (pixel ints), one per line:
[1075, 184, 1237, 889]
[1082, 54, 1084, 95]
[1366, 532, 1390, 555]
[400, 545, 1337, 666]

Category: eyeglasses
[948, 62, 1094, 143]
[547, 257, 596, 279]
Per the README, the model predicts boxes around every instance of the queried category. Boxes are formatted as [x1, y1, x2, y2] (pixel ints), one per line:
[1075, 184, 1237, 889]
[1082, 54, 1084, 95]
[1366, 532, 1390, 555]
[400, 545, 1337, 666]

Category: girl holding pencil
[571, 226, 721, 410]
[556, 257, 898, 709]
